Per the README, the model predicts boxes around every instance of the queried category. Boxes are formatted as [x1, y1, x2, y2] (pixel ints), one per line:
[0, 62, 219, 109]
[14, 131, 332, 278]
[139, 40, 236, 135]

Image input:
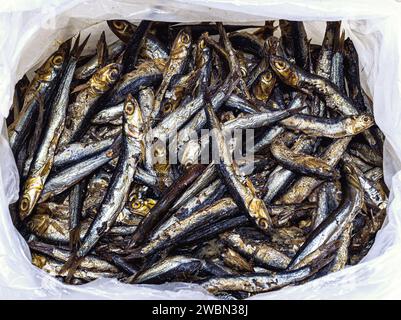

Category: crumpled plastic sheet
[1, 0, 401, 299]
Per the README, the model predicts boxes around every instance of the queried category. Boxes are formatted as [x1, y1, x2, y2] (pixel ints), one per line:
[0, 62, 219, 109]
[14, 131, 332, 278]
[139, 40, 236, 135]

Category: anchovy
[202, 256, 332, 294]
[19, 35, 89, 220]
[349, 142, 382, 167]
[278, 137, 351, 204]
[223, 96, 305, 132]
[180, 215, 250, 246]
[263, 135, 317, 204]
[250, 126, 285, 154]
[288, 163, 363, 269]
[330, 31, 346, 95]
[205, 101, 273, 233]
[107, 20, 168, 60]
[40, 135, 121, 202]
[104, 59, 165, 107]
[29, 240, 118, 273]
[329, 223, 353, 272]
[53, 135, 117, 170]
[9, 39, 71, 156]
[270, 134, 339, 179]
[126, 198, 239, 259]
[64, 94, 145, 274]
[280, 113, 374, 138]
[69, 181, 86, 250]
[75, 40, 125, 80]
[220, 231, 291, 270]
[270, 55, 359, 116]
[228, 31, 264, 57]
[217, 23, 251, 99]
[312, 182, 341, 230]
[127, 164, 206, 247]
[222, 248, 254, 272]
[121, 20, 152, 74]
[131, 256, 230, 284]
[60, 62, 122, 145]
[150, 27, 192, 125]
[32, 254, 119, 281]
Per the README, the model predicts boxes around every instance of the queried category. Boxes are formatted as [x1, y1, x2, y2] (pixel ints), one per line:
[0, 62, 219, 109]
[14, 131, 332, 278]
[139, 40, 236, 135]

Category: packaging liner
[1, 0, 401, 299]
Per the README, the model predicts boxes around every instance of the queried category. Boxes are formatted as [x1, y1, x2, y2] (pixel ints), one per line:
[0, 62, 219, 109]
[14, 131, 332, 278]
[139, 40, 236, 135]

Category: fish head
[253, 69, 276, 101]
[236, 51, 249, 78]
[160, 99, 176, 115]
[342, 162, 363, 192]
[269, 55, 300, 87]
[347, 114, 375, 134]
[246, 195, 273, 233]
[180, 140, 200, 168]
[89, 63, 122, 95]
[107, 20, 134, 42]
[35, 38, 72, 82]
[19, 176, 44, 220]
[123, 94, 144, 140]
[170, 27, 192, 60]
[129, 197, 156, 217]
[31, 253, 48, 269]
[195, 36, 211, 68]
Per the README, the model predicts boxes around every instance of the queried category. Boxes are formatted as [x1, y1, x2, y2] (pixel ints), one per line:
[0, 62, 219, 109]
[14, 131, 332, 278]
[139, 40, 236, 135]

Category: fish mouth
[19, 177, 44, 220]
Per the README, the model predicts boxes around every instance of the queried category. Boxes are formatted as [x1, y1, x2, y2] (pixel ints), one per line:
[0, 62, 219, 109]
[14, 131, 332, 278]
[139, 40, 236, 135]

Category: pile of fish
[6, 20, 388, 299]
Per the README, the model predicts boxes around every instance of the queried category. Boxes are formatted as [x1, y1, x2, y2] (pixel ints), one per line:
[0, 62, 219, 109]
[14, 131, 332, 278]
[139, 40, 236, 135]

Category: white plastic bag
[1, 0, 401, 299]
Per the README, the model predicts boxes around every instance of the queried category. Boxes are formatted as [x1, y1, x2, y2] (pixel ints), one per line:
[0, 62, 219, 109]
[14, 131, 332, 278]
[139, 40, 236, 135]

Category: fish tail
[123, 248, 143, 261]
[69, 227, 81, 252]
[60, 254, 82, 282]
[97, 31, 108, 67]
[309, 241, 341, 273]
[71, 33, 91, 59]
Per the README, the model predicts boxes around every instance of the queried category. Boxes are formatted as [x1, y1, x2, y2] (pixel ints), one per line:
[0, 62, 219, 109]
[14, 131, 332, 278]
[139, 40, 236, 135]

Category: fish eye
[263, 72, 273, 82]
[131, 201, 142, 209]
[181, 33, 190, 44]
[113, 21, 125, 30]
[20, 197, 30, 212]
[163, 102, 172, 113]
[274, 60, 287, 70]
[258, 218, 269, 230]
[106, 150, 114, 158]
[199, 39, 206, 49]
[363, 116, 371, 123]
[125, 103, 135, 115]
[52, 55, 63, 65]
[109, 69, 119, 80]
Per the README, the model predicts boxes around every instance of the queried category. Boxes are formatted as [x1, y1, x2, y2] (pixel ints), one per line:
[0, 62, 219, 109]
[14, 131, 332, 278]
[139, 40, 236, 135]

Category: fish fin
[97, 31, 108, 68]
[70, 33, 81, 57]
[125, 273, 138, 284]
[70, 82, 90, 94]
[334, 29, 345, 53]
[71, 33, 91, 60]
[59, 37, 73, 57]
